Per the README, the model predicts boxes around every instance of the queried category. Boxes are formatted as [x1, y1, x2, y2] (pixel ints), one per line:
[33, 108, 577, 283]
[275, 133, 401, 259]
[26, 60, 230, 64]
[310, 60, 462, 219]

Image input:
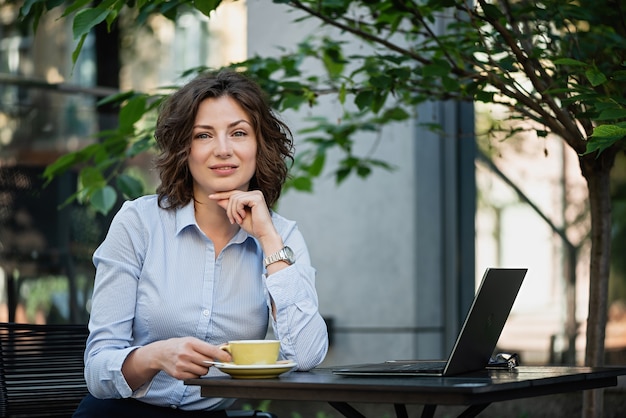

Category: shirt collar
[175, 200, 252, 244]
[175, 200, 197, 235]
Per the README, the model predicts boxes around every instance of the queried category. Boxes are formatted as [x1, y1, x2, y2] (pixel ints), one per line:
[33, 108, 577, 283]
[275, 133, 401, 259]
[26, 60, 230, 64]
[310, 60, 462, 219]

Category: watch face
[284, 246, 295, 263]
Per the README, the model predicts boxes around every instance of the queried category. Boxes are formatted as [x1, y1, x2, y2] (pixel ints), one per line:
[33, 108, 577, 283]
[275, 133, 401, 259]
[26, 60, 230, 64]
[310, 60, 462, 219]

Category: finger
[188, 364, 211, 378]
[208, 191, 236, 200]
[226, 195, 240, 224]
[227, 193, 248, 225]
[194, 339, 233, 360]
[212, 348, 232, 363]
[169, 358, 207, 380]
[235, 199, 250, 225]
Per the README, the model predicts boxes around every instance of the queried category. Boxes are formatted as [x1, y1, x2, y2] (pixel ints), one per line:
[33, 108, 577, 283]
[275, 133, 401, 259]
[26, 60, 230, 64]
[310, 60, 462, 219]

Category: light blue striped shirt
[84, 195, 328, 411]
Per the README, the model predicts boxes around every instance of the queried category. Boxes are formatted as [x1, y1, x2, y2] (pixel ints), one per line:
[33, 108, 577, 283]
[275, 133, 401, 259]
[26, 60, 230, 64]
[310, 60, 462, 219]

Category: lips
[210, 163, 238, 170]
[210, 164, 238, 175]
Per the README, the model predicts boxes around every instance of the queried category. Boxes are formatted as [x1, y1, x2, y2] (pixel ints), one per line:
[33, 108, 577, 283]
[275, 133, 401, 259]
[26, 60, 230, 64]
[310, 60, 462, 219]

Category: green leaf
[591, 124, 626, 141]
[43, 152, 80, 181]
[370, 91, 387, 114]
[61, 0, 92, 17]
[585, 68, 607, 87]
[307, 153, 326, 177]
[481, 3, 504, 20]
[97, 91, 136, 107]
[159, 1, 181, 21]
[422, 61, 451, 77]
[127, 134, 156, 158]
[321, 42, 345, 78]
[584, 124, 626, 155]
[116, 174, 144, 199]
[281, 93, 308, 110]
[553, 58, 587, 67]
[354, 90, 374, 111]
[71, 35, 87, 65]
[19, 0, 42, 17]
[193, 0, 223, 17]
[43, 142, 100, 181]
[91, 186, 118, 215]
[595, 108, 626, 121]
[442, 76, 460, 92]
[99, 136, 128, 162]
[339, 83, 347, 104]
[290, 176, 313, 192]
[72, 7, 110, 39]
[584, 136, 620, 156]
[497, 55, 516, 71]
[475, 90, 494, 102]
[381, 107, 410, 122]
[356, 164, 371, 178]
[428, 0, 456, 7]
[368, 158, 396, 172]
[369, 74, 392, 89]
[335, 167, 351, 184]
[119, 96, 147, 131]
[79, 166, 106, 189]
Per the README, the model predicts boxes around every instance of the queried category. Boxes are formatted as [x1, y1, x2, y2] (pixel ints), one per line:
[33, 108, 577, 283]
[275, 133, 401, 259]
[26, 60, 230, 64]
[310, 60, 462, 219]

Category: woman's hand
[122, 337, 232, 389]
[155, 337, 232, 380]
[209, 190, 277, 243]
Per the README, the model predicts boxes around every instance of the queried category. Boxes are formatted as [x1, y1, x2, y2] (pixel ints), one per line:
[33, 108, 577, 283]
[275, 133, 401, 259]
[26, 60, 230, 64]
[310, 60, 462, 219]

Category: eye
[194, 132, 213, 141]
[231, 130, 248, 139]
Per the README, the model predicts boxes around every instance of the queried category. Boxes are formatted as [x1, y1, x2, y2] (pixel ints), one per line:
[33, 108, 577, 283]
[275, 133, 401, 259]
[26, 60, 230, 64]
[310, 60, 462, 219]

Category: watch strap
[263, 246, 294, 268]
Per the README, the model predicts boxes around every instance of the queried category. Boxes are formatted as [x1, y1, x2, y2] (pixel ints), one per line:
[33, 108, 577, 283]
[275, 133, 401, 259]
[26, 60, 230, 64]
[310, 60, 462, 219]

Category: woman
[73, 70, 329, 417]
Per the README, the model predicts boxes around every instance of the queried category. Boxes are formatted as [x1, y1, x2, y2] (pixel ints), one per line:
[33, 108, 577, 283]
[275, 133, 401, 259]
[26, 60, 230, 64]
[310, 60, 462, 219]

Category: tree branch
[475, 0, 586, 152]
[288, 1, 430, 65]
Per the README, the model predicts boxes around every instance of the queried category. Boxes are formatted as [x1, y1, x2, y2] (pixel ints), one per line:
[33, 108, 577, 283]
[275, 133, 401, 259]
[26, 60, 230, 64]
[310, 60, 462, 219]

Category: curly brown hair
[154, 69, 294, 209]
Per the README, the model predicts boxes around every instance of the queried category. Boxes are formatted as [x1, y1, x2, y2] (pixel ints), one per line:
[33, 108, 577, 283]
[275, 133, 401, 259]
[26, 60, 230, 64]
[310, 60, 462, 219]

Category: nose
[213, 134, 233, 157]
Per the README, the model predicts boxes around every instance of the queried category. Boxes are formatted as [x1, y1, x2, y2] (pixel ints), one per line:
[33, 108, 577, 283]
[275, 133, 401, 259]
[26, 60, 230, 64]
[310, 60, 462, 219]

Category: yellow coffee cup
[219, 340, 280, 365]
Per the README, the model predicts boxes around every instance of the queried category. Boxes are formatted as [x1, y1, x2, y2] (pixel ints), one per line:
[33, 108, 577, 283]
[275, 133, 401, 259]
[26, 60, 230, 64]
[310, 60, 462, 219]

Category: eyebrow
[193, 119, 252, 130]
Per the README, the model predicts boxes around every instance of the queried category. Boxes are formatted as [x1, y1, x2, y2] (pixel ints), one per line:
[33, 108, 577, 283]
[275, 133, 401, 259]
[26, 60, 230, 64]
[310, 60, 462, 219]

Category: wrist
[258, 232, 284, 256]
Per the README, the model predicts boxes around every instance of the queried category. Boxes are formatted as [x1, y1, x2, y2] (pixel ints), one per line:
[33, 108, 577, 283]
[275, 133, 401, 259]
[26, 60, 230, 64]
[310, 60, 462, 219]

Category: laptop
[333, 267, 527, 377]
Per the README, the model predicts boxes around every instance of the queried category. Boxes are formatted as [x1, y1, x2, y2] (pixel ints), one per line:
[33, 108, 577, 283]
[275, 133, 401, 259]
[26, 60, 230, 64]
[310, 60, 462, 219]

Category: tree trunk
[580, 148, 617, 418]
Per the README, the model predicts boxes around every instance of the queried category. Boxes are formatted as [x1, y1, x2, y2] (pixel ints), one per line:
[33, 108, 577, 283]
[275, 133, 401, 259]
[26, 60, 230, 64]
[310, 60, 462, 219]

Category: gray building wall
[247, 1, 475, 367]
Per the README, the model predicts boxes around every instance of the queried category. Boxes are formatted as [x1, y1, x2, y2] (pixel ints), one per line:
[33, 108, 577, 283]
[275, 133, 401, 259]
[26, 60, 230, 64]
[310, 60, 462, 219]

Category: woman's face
[188, 96, 258, 198]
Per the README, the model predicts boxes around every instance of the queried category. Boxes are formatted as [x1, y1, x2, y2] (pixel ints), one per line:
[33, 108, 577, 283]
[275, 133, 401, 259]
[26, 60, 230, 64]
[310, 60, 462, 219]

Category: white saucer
[204, 360, 297, 379]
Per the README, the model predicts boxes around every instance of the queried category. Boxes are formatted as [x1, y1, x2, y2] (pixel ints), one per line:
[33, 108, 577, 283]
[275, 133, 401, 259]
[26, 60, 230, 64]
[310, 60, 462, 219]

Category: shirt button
[202, 309, 210, 316]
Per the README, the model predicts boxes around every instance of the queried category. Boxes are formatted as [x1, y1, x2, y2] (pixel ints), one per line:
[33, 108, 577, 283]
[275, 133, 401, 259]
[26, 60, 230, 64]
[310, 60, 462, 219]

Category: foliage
[19, 0, 626, 214]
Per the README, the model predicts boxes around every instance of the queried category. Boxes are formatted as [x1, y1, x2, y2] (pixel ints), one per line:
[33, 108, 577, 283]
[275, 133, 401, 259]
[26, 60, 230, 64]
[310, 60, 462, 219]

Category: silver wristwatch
[263, 246, 295, 268]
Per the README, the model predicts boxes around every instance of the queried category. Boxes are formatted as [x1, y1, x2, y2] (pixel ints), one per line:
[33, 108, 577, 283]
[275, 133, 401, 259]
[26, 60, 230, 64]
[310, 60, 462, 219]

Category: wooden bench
[0, 322, 276, 417]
